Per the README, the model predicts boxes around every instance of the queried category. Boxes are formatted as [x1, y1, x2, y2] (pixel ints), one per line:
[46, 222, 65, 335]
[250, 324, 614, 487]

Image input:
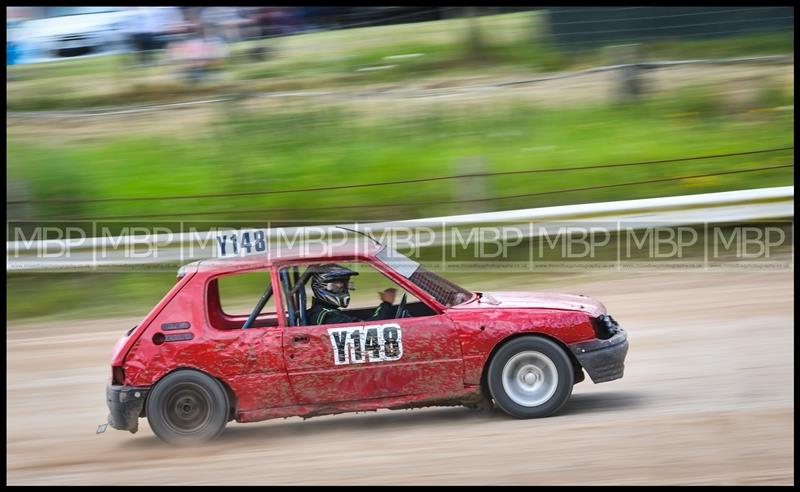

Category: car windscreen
[376, 246, 472, 307]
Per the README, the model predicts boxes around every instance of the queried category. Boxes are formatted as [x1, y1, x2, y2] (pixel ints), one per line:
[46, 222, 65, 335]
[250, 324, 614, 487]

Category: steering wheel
[395, 292, 408, 319]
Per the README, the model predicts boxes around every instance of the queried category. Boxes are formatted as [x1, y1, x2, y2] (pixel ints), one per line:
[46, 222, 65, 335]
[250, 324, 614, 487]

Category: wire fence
[549, 15, 794, 37]
[33, 163, 794, 221]
[548, 28, 794, 50]
[544, 6, 793, 49]
[7, 147, 793, 207]
[229, 7, 791, 53]
[544, 7, 782, 26]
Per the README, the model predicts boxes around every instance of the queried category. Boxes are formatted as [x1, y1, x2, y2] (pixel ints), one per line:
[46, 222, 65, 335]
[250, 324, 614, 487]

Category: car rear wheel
[146, 370, 229, 446]
[487, 336, 574, 418]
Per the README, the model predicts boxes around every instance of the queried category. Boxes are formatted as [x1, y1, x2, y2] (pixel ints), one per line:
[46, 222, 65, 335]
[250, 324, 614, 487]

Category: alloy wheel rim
[501, 350, 558, 407]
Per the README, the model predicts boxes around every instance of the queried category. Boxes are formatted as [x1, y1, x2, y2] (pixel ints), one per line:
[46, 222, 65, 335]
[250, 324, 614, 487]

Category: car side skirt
[235, 386, 485, 423]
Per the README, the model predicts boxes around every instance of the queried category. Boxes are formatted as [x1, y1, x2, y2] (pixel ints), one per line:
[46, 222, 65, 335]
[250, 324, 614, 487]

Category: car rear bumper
[106, 384, 149, 433]
[568, 330, 629, 383]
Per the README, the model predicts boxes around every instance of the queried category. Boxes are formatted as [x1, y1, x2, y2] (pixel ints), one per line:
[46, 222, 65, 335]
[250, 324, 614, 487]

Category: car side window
[207, 270, 280, 329]
[279, 261, 437, 327]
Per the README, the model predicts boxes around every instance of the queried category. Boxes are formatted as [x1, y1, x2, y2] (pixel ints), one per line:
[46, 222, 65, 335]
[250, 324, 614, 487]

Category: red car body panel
[449, 308, 596, 386]
[109, 242, 619, 425]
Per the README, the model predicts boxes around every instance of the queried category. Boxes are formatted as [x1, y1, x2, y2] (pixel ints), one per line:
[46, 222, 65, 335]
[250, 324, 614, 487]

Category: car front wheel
[146, 369, 229, 446]
[487, 336, 574, 418]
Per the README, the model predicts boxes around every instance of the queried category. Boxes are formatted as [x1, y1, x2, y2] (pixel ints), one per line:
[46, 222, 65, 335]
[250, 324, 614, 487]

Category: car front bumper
[106, 384, 149, 433]
[568, 329, 629, 383]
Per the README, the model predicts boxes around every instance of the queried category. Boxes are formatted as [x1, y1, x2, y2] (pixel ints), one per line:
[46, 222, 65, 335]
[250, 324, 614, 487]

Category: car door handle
[293, 334, 309, 345]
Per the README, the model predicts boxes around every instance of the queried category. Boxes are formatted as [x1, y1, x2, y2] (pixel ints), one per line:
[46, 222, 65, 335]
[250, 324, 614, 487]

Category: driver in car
[308, 264, 398, 325]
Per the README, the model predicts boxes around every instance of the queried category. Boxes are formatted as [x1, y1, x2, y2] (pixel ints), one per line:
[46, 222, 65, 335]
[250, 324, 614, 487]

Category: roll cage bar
[242, 265, 314, 329]
[281, 266, 312, 327]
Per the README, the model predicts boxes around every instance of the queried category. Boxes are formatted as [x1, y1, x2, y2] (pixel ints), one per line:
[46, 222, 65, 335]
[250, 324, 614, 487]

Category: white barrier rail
[6, 186, 794, 271]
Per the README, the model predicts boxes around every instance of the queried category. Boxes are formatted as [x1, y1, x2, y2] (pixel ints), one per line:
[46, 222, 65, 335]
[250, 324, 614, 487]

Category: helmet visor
[325, 280, 355, 293]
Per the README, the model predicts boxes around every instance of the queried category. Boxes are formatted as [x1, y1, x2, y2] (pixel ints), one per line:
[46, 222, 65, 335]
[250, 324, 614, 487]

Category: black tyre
[487, 336, 574, 418]
[146, 369, 230, 446]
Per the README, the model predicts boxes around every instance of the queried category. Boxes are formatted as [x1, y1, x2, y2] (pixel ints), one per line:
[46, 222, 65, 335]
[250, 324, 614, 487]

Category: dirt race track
[7, 270, 794, 485]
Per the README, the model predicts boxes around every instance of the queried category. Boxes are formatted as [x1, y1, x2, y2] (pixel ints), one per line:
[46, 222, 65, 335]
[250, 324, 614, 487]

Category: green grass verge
[8, 86, 794, 227]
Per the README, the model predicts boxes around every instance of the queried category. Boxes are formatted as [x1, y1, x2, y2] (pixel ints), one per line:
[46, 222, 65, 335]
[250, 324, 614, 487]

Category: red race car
[105, 241, 628, 445]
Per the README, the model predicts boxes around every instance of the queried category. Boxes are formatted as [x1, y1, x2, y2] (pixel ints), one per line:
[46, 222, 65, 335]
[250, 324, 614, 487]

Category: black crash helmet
[310, 263, 359, 308]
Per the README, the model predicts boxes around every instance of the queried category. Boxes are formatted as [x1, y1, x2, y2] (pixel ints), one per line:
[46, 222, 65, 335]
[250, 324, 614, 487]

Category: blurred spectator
[200, 7, 251, 43]
[252, 7, 296, 38]
[125, 7, 185, 66]
[167, 21, 229, 85]
[237, 7, 298, 61]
